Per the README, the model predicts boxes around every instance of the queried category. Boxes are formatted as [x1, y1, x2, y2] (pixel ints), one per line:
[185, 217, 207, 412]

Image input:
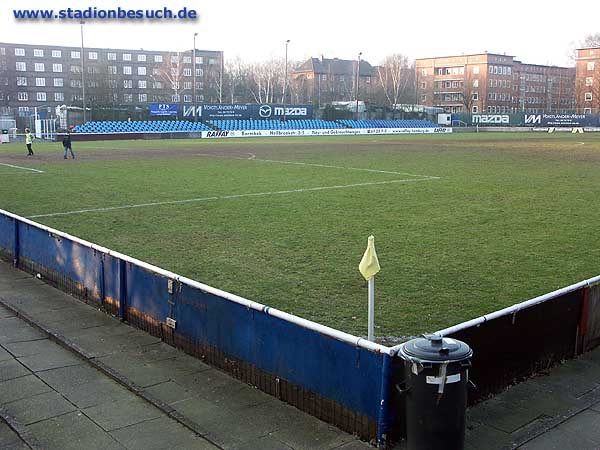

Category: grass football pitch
[1, 133, 599, 339]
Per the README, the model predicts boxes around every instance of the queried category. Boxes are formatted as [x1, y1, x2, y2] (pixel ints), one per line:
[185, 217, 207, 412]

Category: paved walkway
[1, 259, 600, 450]
[0, 260, 370, 450]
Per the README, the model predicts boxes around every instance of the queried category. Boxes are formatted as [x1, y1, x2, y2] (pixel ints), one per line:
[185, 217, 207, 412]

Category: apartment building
[415, 52, 575, 114]
[0, 42, 223, 121]
[575, 47, 600, 114]
[292, 56, 375, 105]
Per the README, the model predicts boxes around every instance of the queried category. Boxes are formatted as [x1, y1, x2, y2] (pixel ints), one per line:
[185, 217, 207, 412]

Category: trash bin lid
[402, 334, 472, 362]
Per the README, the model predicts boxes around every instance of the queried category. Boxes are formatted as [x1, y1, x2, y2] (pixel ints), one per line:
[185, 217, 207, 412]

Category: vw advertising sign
[182, 104, 313, 120]
[149, 103, 179, 117]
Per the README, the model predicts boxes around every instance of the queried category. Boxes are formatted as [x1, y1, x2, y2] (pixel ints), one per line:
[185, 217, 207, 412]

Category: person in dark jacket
[62, 131, 75, 159]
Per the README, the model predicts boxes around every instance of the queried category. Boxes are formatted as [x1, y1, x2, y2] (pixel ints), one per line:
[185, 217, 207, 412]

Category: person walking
[25, 128, 34, 156]
[62, 131, 75, 159]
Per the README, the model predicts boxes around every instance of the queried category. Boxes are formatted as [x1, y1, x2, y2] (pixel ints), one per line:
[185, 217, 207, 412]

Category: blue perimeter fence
[1, 208, 600, 447]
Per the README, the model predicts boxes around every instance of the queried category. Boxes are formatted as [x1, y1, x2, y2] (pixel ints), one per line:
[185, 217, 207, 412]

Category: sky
[0, 0, 598, 67]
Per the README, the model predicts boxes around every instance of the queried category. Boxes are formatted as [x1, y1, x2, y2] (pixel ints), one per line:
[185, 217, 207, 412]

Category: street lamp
[193, 32, 198, 122]
[80, 21, 87, 123]
[355, 52, 362, 121]
[283, 39, 290, 122]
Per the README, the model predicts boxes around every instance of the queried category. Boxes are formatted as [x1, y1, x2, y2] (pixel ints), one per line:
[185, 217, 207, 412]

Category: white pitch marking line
[27, 177, 439, 219]
[195, 153, 438, 179]
[0, 163, 45, 173]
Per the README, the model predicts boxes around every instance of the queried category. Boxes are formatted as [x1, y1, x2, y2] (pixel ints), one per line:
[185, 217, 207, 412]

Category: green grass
[2, 133, 600, 338]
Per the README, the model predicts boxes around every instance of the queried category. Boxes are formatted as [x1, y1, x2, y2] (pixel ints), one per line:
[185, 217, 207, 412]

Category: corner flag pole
[359, 235, 380, 342]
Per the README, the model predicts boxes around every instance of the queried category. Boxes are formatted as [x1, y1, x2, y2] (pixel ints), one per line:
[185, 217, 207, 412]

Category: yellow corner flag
[359, 235, 380, 281]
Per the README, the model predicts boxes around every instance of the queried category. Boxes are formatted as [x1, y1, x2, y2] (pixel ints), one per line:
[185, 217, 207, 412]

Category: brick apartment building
[575, 47, 600, 114]
[292, 56, 375, 105]
[415, 52, 575, 115]
[0, 42, 223, 122]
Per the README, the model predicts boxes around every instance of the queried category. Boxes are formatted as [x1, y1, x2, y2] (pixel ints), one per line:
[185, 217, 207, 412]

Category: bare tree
[156, 53, 186, 113]
[376, 54, 412, 114]
[247, 59, 284, 104]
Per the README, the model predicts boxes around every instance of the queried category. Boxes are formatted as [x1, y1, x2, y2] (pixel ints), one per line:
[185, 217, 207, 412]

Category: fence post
[119, 259, 127, 321]
[99, 255, 106, 309]
[13, 219, 19, 268]
[377, 351, 394, 448]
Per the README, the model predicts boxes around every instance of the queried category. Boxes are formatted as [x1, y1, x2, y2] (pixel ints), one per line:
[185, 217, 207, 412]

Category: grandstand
[72, 118, 440, 134]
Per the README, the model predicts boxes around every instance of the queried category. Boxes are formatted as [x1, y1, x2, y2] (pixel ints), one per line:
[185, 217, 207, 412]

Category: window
[88, 52, 98, 60]
[473, 79, 479, 88]
[421, 68, 427, 76]
[108, 80, 117, 88]
[183, 56, 192, 64]
[420, 94, 426, 102]
[70, 80, 82, 88]
[587, 62, 595, 71]
[55, 92, 64, 102]
[16, 77, 27, 86]
[154, 55, 163, 63]
[137, 54, 146, 62]
[34, 63, 45, 72]
[183, 95, 192, 102]
[208, 58, 217, 65]
[472, 105, 478, 113]
[171, 81, 180, 90]
[139, 93, 147, 102]
[421, 81, 426, 89]
[585, 92, 593, 101]
[108, 66, 117, 75]
[137, 67, 146, 75]
[184, 81, 192, 90]
[586, 77, 593, 86]
[70, 65, 81, 73]
[123, 66, 132, 75]
[321, 74, 327, 81]
[71, 51, 80, 59]
[18, 92, 28, 101]
[472, 66, 479, 75]
[54, 78, 63, 87]
[183, 68, 192, 76]
[489, 65, 494, 74]
[87, 66, 99, 74]
[34, 49, 44, 57]
[171, 55, 179, 64]
[138, 80, 147, 88]
[196, 68, 203, 77]
[472, 93, 478, 101]
[170, 68, 178, 76]
[108, 53, 116, 61]
[37, 92, 47, 101]
[172, 94, 180, 102]
[16, 62, 26, 72]
[15, 48, 25, 56]
[196, 95, 203, 102]
[0, 47, 5, 55]
[195, 56, 203, 64]
[52, 64, 62, 73]
[584, 107, 592, 114]
[123, 53, 132, 61]
[52, 50, 61, 58]
[152, 81, 163, 89]
[123, 80, 132, 88]
[152, 68, 160, 76]
[35, 78, 46, 87]
[123, 94, 133, 102]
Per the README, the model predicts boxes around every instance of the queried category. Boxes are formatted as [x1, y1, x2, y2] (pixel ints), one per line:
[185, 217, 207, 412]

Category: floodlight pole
[193, 32, 198, 122]
[355, 52, 362, 121]
[283, 39, 290, 121]
[80, 21, 87, 123]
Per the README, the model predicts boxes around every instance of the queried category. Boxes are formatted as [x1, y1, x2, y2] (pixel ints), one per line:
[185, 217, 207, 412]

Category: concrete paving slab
[17, 346, 83, 372]
[532, 359, 600, 398]
[83, 396, 163, 432]
[110, 416, 218, 450]
[0, 318, 45, 344]
[591, 400, 600, 414]
[122, 342, 181, 363]
[0, 346, 14, 362]
[0, 359, 30, 382]
[59, 378, 129, 409]
[0, 421, 30, 450]
[144, 380, 196, 405]
[555, 409, 600, 444]
[517, 426, 600, 450]
[3, 391, 77, 425]
[0, 306, 15, 319]
[36, 363, 106, 390]
[0, 374, 53, 404]
[270, 415, 362, 450]
[96, 355, 173, 388]
[3, 338, 60, 357]
[464, 420, 514, 450]
[27, 411, 126, 450]
[229, 434, 294, 450]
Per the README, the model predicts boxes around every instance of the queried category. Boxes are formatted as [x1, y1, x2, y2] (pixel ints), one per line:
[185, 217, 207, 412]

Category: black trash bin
[399, 334, 473, 450]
